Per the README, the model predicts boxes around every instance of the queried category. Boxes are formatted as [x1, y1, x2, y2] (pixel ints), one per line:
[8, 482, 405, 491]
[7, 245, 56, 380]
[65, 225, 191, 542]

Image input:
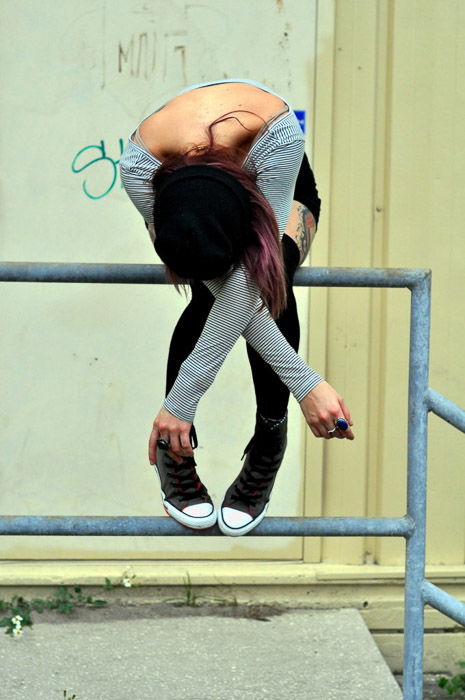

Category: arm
[163, 137, 309, 422]
[158, 141, 330, 421]
[119, 145, 313, 449]
[253, 138, 305, 237]
[152, 277, 354, 462]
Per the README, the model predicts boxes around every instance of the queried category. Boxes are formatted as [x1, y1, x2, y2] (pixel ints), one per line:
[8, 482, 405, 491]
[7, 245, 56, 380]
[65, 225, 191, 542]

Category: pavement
[0, 604, 402, 699]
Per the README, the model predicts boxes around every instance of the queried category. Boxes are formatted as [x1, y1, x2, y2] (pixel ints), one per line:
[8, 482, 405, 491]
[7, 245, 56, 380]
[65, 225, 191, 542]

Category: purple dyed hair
[151, 111, 287, 318]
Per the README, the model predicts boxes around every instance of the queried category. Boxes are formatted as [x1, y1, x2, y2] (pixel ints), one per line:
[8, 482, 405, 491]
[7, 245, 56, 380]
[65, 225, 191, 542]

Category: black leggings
[165, 234, 301, 421]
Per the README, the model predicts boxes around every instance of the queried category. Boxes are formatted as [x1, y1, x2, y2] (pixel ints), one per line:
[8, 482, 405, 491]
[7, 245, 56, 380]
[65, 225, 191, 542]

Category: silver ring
[156, 438, 170, 451]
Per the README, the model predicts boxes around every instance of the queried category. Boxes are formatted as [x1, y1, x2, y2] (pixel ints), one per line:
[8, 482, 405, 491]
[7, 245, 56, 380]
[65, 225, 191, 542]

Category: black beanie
[153, 165, 251, 280]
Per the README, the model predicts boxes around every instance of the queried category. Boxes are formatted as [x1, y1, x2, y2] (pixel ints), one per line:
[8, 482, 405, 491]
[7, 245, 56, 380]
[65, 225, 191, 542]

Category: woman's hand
[300, 381, 354, 440]
[149, 407, 194, 465]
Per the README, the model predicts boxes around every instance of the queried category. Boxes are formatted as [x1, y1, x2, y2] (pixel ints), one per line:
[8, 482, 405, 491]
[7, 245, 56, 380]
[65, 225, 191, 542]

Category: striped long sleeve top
[120, 79, 324, 422]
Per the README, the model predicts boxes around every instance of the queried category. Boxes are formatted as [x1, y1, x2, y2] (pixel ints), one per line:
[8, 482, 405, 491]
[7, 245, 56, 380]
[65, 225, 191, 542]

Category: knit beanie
[153, 165, 251, 280]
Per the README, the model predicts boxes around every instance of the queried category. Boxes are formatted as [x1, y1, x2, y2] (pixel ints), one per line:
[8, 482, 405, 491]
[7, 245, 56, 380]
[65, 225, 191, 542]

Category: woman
[120, 79, 354, 536]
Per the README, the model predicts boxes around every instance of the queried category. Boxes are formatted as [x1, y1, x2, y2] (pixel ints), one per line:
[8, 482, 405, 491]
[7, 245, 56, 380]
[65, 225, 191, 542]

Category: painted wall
[0, 0, 317, 561]
[1, 0, 464, 580]
[308, 0, 465, 568]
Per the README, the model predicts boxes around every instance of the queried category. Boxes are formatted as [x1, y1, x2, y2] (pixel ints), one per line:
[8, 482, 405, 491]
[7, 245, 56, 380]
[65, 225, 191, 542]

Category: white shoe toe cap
[222, 507, 253, 528]
[183, 503, 214, 518]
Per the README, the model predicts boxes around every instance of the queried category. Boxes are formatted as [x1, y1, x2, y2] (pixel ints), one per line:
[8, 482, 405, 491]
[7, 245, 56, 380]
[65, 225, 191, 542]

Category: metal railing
[1, 261, 465, 700]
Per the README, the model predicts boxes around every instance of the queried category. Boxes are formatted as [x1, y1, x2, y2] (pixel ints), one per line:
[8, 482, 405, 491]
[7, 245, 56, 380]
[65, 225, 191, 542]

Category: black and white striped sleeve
[163, 129, 325, 422]
[120, 123, 325, 424]
[163, 263, 323, 422]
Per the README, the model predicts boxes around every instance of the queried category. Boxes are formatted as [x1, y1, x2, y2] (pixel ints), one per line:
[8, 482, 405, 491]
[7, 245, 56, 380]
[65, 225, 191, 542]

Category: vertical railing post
[402, 273, 432, 700]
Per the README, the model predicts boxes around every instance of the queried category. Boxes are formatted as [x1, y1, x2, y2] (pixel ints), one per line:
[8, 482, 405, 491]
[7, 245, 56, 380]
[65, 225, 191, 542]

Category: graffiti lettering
[71, 139, 124, 200]
[117, 30, 186, 82]
[118, 32, 156, 78]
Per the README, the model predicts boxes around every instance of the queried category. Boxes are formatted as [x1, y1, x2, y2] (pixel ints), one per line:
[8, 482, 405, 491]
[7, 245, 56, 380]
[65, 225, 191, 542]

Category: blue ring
[335, 418, 349, 431]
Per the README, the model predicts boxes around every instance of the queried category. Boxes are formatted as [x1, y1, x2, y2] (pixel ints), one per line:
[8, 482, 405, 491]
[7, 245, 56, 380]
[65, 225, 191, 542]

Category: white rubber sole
[217, 502, 269, 537]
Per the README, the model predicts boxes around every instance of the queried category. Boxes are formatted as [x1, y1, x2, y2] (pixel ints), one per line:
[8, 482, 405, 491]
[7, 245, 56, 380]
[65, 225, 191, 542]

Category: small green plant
[49, 585, 107, 614]
[0, 585, 107, 637]
[437, 662, 465, 697]
[163, 573, 200, 607]
[0, 597, 33, 636]
[1, 572, 139, 636]
[104, 567, 137, 590]
[163, 573, 238, 608]
[63, 692, 77, 699]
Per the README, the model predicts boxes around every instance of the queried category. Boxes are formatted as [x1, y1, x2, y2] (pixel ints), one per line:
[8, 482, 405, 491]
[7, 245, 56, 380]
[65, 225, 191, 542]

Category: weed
[437, 662, 465, 697]
[163, 573, 238, 608]
[163, 573, 200, 607]
[0, 586, 107, 636]
[104, 567, 137, 590]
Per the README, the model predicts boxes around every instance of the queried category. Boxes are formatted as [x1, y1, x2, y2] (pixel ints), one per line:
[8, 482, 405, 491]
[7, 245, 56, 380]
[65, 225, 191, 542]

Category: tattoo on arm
[295, 203, 317, 263]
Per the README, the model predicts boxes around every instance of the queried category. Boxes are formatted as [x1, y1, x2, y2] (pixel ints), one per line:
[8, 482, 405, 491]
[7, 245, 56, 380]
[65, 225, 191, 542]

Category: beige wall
[308, 0, 465, 569]
[0, 0, 317, 562]
[1, 0, 464, 598]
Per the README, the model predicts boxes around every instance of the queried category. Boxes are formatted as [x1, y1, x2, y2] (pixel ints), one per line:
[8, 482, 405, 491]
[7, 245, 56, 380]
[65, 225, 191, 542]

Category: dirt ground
[394, 673, 455, 699]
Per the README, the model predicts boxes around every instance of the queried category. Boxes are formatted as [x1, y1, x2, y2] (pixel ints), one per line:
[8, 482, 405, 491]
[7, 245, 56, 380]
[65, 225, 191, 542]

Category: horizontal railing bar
[296, 266, 430, 289]
[0, 262, 168, 285]
[0, 515, 414, 537]
[422, 580, 465, 627]
[426, 388, 465, 433]
[0, 262, 430, 288]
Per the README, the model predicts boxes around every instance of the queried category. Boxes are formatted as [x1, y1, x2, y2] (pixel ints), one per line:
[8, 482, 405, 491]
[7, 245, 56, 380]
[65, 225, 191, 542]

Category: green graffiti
[71, 139, 124, 199]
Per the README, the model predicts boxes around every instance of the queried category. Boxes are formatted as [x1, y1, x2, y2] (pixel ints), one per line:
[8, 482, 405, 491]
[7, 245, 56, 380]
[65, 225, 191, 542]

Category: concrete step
[0, 606, 402, 699]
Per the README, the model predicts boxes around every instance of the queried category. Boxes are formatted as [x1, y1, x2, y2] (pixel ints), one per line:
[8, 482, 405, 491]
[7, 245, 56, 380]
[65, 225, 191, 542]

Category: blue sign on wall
[293, 110, 306, 134]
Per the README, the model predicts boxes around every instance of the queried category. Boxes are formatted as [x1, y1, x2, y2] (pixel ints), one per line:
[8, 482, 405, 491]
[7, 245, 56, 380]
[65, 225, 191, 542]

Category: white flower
[122, 577, 133, 588]
[11, 615, 23, 624]
[12, 626, 23, 637]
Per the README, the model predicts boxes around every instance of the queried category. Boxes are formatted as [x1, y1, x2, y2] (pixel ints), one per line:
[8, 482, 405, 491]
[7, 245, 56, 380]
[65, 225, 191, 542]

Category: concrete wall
[0, 0, 317, 562]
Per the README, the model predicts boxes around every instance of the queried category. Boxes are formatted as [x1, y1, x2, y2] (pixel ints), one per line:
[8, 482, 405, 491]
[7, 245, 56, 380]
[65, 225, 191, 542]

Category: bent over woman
[120, 79, 354, 537]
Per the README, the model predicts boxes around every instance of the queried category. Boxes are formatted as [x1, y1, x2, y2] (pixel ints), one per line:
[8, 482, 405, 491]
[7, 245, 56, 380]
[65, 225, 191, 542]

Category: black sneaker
[218, 412, 287, 536]
[155, 448, 217, 529]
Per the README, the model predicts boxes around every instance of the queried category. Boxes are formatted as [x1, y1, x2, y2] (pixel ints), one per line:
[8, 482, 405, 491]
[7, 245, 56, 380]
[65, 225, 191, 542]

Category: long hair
[151, 111, 287, 318]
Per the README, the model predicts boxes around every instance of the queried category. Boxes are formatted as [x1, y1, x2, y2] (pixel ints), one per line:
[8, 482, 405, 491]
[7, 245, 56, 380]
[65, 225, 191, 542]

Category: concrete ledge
[1, 561, 463, 674]
[1, 559, 465, 586]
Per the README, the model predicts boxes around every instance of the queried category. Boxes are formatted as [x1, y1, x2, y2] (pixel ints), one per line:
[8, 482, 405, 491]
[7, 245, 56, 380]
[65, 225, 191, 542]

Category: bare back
[138, 83, 287, 162]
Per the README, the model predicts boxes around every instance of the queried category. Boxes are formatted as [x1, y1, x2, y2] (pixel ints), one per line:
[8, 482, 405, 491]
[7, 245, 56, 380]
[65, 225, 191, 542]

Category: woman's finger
[343, 426, 355, 440]
[323, 416, 339, 438]
[179, 429, 194, 456]
[148, 425, 159, 465]
[334, 419, 355, 441]
[309, 424, 321, 438]
[167, 432, 184, 463]
[324, 415, 354, 440]
[338, 397, 353, 426]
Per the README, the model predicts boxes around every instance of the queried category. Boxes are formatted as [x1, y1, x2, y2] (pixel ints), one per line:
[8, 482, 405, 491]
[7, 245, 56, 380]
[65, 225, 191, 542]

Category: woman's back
[138, 82, 287, 162]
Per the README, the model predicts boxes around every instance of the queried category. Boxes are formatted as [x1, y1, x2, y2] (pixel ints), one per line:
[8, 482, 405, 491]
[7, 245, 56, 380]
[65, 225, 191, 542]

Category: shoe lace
[168, 459, 209, 503]
[231, 438, 279, 507]
[230, 415, 287, 508]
